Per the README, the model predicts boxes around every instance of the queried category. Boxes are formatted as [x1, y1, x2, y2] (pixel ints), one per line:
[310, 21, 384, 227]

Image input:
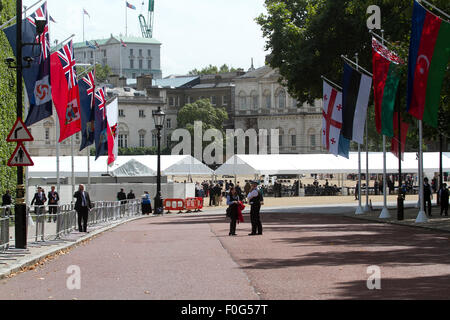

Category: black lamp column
[152, 106, 165, 215]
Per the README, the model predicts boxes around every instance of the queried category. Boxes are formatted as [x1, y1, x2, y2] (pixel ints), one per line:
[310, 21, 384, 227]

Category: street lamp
[152, 106, 166, 215]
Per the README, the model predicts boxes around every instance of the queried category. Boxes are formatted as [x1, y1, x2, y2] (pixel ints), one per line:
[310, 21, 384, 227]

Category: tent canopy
[28, 155, 214, 178]
[215, 153, 450, 176]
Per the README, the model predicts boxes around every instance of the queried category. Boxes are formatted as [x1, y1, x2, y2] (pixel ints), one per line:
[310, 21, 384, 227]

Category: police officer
[247, 181, 263, 236]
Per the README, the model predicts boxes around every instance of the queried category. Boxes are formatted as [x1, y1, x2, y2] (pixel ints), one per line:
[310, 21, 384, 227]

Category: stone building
[233, 66, 324, 154]
[73, 35, 162, 79]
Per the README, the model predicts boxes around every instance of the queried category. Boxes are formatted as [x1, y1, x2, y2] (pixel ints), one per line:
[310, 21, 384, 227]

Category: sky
[22, 0, 269, 77]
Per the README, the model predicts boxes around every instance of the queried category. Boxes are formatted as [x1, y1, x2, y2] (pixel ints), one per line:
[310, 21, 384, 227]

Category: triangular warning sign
[6, 118, 34, 142]
[8, 143, 34, 167]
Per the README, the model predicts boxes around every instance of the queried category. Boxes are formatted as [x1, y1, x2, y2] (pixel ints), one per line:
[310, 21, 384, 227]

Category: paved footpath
[1, 209, 450, 300]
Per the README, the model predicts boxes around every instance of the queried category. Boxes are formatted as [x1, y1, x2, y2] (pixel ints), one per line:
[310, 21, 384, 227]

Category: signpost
[7, 116, 34, 249]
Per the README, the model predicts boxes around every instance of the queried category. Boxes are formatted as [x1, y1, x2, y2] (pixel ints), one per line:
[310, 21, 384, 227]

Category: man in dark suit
[127, 190, 135, 200]
[117, 188, 127, 204]
[247, 181, 264, 236]
[31, 187, 47, 216]
[439, 183, 449, 217]
[73, 184, 92, 233]
[47, 186, 60, 222]
[423, 178, 433, 217]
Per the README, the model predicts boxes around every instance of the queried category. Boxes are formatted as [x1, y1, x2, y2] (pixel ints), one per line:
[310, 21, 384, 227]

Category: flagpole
[56, 112, 60, 199]
[83, 10, 85, 42]
[120, 42, 123, 77]
[364, 117, 370, 212]
[416, 120, 428, 223]
[354, 53, 363, 215]
[0, 0, 44, 30]
[71, 135, 75, 202]
[379, 29, 390, 219]
[419, 0, 450, 20]
[125, 1, 128, 37]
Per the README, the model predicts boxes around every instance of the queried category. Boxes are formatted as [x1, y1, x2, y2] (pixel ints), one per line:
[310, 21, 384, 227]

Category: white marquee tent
[215, 152, 450, 176]
[28, 155, 214, 178]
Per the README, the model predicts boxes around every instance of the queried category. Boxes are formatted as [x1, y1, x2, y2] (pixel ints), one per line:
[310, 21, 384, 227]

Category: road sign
[8, 143, 34, 167]
[6, 118, 34, 142]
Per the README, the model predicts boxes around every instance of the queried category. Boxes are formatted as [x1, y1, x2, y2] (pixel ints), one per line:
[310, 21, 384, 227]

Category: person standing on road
[74, 184, 93, 233]
[47, 186, 60, 223]
[127, 190, 135, 200]
[117, 188, 127, 204]
[31, 187, 47, 216]
[247, 181, 263, 236]
[439, 183, 449, 217]
[141, 191, 152, 215]
[424, 177, 433, 217]
[227, 187, 240, 236]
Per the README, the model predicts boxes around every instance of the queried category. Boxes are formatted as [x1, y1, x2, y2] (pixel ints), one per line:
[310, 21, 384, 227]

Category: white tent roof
[28, 155, 214, 178]
[215, 153, 450, 175]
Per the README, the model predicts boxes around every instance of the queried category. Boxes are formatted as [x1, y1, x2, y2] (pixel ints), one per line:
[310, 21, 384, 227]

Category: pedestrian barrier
[164, 199, 185, 214]
[0, 207, 11, 252]
[185, 198, 199, 213]
[195, 197, 204, 211]
[6, 199, 141, 247]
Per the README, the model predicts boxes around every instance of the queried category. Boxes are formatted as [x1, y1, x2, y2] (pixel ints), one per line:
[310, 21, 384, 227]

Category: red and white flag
[106, 98, 119, 165]
[322, 81, 343, 156]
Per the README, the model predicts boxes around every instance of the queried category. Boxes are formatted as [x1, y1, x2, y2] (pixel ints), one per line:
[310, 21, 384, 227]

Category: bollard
[397, 195, 404, 221]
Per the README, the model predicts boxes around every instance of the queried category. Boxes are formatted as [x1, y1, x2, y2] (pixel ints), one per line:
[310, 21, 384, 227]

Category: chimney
[108, 74, 120, 87]
[118, 76, 127, 87]
[137, 74, 153, 91]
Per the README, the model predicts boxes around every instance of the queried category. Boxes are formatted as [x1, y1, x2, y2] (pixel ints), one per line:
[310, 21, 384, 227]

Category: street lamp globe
[152, 106, 166, 130]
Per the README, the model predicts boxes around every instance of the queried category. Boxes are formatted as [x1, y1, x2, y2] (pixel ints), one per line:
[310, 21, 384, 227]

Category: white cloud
[23, 0, 268, 76]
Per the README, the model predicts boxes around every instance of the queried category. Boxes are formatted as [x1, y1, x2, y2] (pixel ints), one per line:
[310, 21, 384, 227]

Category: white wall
[27, 183, 194, 205]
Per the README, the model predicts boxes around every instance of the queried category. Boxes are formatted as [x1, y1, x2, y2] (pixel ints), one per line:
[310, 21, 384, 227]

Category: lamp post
[5, 1, 46, 249]
[152, 106, 166, 215]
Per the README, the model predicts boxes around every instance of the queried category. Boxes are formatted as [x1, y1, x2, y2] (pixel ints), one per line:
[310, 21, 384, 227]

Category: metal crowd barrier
[0, 206, 12, 252]
[4, 199, 141, 247]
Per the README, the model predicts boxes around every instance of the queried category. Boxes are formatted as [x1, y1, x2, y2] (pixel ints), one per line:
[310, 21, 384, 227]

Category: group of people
[227, 181, 264, 236]
[29, 186, 60, 223]
[423, 178, 449, 217]
[195, 180, 252, 207]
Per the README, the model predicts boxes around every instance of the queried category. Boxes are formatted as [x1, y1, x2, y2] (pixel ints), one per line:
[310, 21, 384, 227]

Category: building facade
[73, 35, 162, 79]
[233, 66, 325, 154]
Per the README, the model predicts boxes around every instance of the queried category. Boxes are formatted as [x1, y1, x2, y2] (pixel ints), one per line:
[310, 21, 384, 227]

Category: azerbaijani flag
[126, 2, 136, 10]
[406, 0, 450, 127]
[372, 37, 403, 137]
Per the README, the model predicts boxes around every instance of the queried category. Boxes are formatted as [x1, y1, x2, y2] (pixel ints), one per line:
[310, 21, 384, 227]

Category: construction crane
[139, 0, 155, 38]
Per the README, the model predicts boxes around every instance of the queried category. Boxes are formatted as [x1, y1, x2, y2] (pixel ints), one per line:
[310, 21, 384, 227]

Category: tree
[175, 99, 228, 157]
[257, 0, 450, 150]
[76, 63, 111, 84]
[188, 64, 239, 75]
[0, 0, 18, 196]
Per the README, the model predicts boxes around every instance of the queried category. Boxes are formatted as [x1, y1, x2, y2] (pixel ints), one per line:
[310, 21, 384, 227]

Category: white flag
[322, 81, 343, 156]
[106, 98, 119, 165]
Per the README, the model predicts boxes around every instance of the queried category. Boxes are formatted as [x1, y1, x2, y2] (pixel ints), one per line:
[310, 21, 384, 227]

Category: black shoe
[257, 233, 263, 235]
[248, 233, 257, 236]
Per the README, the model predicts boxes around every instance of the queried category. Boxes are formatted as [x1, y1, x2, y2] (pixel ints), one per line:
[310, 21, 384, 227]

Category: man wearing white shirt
[247, 181, 263, 236]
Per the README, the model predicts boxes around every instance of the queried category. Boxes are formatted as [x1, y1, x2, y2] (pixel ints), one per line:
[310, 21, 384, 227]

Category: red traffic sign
[6, 118, 34, 142]
[8, 143, 34, 167]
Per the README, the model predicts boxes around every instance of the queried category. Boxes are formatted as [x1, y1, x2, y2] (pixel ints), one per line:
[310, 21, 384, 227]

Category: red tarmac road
[1, 211, 450, 300]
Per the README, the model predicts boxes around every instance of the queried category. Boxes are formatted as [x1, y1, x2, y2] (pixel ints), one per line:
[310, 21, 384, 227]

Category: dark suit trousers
[424, 198, 432, 216]
[250, 204, 262, 234]
[77, 207, 89, 232]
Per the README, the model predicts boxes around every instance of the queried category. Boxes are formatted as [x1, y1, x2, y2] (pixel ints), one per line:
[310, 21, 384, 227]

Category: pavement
[1, 199, 449, 300]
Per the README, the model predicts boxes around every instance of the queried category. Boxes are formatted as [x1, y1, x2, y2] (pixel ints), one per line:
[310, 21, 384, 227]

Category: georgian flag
[322, 81, 343, 156]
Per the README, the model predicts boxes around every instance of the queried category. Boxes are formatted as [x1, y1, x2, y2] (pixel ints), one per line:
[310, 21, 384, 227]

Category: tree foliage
[0, 0, 18, 196]
[257, 0, 450, 151]
[188, 64, 239, 75]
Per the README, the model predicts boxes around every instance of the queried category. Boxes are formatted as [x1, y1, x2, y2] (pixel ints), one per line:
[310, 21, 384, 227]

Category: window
[310, 135, 316, 147]
[185, 96, 191, 104]
[264, 90, 271, 109]
[211, 96, 216, 106]
[291, 135, 296, 147]
[130, 59, 134, 69]
[130, 49, 133, 56]
[139, 59, 143, 70]
[152, 133, 157, 147]
[169, 97, 175, 106]
[83, 52, 86, 59]
[238, 91, 247, 110]
[45, 128, 50, 143]
[103, 50, 106, 57]
[279, 134, 283, 147]
[118, 134, 128, 148]
[147, 49, 151, 57]
[139, 133, 145, 147]
[90, 51, 93, 59]
[119, 109, 125, 117]
[166, 118, 172, 129]
[251, 91, 258, 110]
[139, 110, 145, 118]
[166, 135, 171, 148]
[139, 49, 142, 57]
[277, 89, 286, 109]
[148, 60, 152, 70]
[222, 95, 228, 106]
[132, 73, 136, 79]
